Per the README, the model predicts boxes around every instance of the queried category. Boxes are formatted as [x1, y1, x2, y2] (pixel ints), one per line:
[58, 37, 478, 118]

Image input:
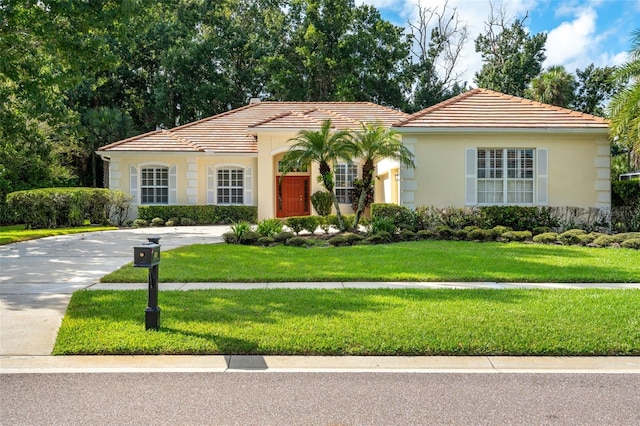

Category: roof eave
[393, 126, 610, 135]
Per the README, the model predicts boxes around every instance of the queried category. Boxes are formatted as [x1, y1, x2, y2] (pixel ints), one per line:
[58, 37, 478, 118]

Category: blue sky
[360, 0, 638, 85]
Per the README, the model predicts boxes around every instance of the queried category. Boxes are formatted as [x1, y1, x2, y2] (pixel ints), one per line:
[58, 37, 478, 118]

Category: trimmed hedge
[6, 188, 130, 229]
[137, 205, 257, 225]
[612, 179, 640, 207]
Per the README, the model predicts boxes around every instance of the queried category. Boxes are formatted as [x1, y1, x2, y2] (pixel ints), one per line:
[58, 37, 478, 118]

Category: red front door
[277, 176, 310, 217]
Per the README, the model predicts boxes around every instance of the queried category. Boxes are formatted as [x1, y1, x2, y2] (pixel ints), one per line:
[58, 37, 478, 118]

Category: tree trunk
[329, 188, 346, 231]
[353, 160, 375, 230]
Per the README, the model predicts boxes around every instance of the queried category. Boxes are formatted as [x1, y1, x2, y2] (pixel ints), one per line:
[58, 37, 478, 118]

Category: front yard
[102, 240, 640, 283]
[52, 240, 640, 356]
[55, 288, 640, 355]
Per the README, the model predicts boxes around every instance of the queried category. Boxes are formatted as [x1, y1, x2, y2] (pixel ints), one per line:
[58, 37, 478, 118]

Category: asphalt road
[2, 372, 639, 425]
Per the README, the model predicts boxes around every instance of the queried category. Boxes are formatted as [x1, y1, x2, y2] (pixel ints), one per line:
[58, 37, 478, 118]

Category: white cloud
[544, 7, 597, 68]
[360, 0, 628, 84]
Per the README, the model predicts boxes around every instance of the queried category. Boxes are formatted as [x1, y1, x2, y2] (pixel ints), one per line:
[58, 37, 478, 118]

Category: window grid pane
[334, 162, 357, 204]
[140, 167, 169, 204]
[477, 149, 534, 205]
[217, 168, 244, 205]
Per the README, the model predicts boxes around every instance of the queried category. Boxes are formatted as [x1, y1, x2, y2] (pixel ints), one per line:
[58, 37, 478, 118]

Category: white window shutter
[465, 148, 477, 206]
[536, 148, 548, 205]
[130, 165, 138, 204]
[207, 167, 215, 204]
[169, 165, 177, 204]
[244, 166, 253, 205]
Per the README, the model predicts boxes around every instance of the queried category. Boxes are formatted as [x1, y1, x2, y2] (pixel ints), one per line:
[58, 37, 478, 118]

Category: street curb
[2, 355, 639, 374]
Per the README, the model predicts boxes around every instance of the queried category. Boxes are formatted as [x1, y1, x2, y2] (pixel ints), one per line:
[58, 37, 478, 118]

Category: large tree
[349, 122, 415, 229]
[406, 0, 469, 111]
[608, 29, 640, 171]
[474, 3, 547, 97]
[526, 65, 576, 108]
[266, 0, 409, 107]
[280, 120, 354, 231]
[573, 64, 620, 117]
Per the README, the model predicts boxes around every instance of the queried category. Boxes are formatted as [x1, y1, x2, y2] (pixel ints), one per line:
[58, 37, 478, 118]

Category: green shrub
[621, 238, 640, 249]
[371, 203, 417, 231]
[467, 228, 493, 242]
[369, 216, 396, 235]
[318, 216, 331, 234]
[215, 206, 257, 224]
[592, 235, 619, 247]
[151, 217, 165, 227]
[239, 231, 259, 245]
[222, 232, 238, 244]
[453, 229, 468, 240]
[328, 233, 363, 246]
[108, 191, 133, 225]
[533, 232, 558, 244]
[258, 236, 275, 246]
[365, 231, 394, 244]
[180, 218, 195, 226]
[532, 226, 551, 235]
[286, 236, 309, 247]
[300, 216, 320, 234]
[398, 229, 418, 241]
[558, 229, 587, 245]
[137, 205, 257, 225]
[435, 226, 454, 239]
[285, 217, 305, 235]
[612, 180, 640, 207]
[133, 219, 148, 228]
[230, 221, 252, 242]
[478, 206, 558, 231]
[256, 218, 283, 237]
[311, 191, 333, 216]
[577, 233, 600, 245]
[490, 225, 512, 239]
[417, 230, 437, 240]
[501, 231, 532, 242]
[6, 187, 117, 229]
[165, 220, 177, 227]
[274, 231, 295, 243]
[612, 205, 640, 232]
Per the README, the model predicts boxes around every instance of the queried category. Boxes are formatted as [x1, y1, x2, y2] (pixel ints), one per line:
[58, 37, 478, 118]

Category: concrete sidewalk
[1, 227, 639, 374]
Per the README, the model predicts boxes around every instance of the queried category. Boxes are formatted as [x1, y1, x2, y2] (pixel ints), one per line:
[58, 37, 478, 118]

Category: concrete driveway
[0, 226, 229, 356]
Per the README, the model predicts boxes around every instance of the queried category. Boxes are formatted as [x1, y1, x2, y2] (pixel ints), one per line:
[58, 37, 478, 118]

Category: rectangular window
[140, 167, 169, 204]
[477, 149, 534, 205]
[334, 162, 357, 204]
[217, 168, 244, 204]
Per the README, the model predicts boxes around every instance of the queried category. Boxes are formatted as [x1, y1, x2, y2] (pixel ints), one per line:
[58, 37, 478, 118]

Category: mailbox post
[133, 236, 161, 330]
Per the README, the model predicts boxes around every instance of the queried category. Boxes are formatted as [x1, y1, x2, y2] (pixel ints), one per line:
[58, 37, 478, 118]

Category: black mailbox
[133, 243, 160, 268]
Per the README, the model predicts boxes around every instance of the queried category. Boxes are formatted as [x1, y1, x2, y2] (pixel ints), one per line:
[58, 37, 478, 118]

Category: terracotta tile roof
[99, 102, 408, 154]
[394, 88, 609, 130]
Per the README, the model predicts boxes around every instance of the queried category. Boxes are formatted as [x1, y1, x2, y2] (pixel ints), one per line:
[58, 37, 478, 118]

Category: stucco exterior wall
[400, 131, 610, 210]
[101, 152, 258, 218]
[254, 130, 360, 220]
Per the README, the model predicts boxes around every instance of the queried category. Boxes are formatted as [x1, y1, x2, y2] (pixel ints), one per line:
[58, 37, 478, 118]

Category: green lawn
[54, 288, 640, 356]
[102, 241, 640, 283]
[0, 224, 117, 245]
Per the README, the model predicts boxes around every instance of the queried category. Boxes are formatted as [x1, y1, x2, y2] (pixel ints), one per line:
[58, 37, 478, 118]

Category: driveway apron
[0, 226, 228, 356]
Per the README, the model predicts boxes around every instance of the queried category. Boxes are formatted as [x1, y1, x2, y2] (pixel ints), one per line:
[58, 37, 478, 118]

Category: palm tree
[349, 121, 415, 229]
[281, 120, 354, 231]
[608, 29, 640, 171]
[526, 65, 576, 108]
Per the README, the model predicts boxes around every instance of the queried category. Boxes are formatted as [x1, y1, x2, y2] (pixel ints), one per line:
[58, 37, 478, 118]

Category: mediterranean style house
[97, 89, 610, 220]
